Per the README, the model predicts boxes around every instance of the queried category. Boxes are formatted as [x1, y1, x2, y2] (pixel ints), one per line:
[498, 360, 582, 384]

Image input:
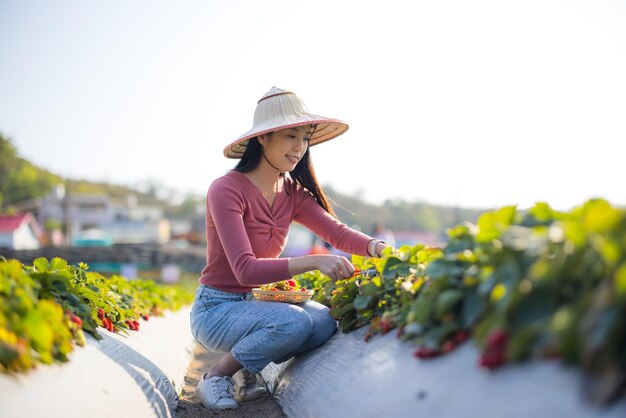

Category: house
[0, 213, 43, 250]
[18, 188, 172, 246]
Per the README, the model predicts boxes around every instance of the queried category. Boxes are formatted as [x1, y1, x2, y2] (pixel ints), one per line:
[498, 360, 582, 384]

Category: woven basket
[252, 288, 314, 304]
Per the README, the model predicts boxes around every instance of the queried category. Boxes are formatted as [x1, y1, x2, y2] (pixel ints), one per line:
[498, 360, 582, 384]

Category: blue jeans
[190, 285, 337, 373]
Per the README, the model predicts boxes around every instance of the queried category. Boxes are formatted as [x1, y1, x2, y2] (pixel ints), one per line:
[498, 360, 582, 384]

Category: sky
[1, 0, 625, 211]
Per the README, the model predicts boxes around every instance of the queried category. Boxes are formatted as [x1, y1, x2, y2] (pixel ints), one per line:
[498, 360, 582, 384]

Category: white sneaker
[196, 374, 239, 410]
[232, 368, 268, 402]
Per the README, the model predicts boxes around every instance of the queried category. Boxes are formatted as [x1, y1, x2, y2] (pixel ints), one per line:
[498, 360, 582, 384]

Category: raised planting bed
[0, 306, 195, 418]
[261, 326, 626, 418]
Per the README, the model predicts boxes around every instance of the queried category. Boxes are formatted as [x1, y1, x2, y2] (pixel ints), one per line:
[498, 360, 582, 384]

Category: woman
[190, 87, 388, 410]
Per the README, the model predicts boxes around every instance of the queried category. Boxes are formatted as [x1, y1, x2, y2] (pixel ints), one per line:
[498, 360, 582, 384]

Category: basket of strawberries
[252, 279, 314, 304]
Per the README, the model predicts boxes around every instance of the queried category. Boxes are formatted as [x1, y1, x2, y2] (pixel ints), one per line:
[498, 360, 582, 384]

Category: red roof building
[0, 213, 43, 250]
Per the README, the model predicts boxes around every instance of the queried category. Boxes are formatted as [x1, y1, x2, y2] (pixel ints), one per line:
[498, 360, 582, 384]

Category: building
[16, 187, 171, 246]
[0, 213, 43, 250]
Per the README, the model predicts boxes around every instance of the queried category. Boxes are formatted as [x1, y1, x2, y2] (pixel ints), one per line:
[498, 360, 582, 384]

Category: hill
[0, 132, 487, 237]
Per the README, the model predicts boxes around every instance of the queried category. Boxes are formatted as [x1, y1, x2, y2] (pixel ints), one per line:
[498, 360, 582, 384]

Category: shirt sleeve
[293, 188, 373, 255]
[208, 178, 291, 285]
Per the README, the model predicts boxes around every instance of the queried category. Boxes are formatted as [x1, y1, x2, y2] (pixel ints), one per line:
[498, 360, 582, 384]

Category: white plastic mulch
[0, 307, 195, 418]
[261, 326, 626, 418]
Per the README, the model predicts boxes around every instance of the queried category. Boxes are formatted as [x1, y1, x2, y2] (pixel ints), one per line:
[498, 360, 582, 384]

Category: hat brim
[223, 114, 349, 159]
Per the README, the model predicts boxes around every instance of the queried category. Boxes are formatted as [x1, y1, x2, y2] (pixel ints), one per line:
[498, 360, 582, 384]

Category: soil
[175, 343, 287, 418]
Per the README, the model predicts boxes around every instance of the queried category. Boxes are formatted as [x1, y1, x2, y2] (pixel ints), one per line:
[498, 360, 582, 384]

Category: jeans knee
[276, 308, 313, 344]
[321, 313, 338, 339]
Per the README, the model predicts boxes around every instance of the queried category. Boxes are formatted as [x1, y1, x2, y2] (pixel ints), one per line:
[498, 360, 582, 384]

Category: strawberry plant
[294, 198, 626, 405]
[0, 257, 194, 374]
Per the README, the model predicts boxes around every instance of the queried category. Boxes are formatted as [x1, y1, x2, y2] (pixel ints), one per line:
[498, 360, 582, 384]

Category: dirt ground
[175, 343, 286, 418]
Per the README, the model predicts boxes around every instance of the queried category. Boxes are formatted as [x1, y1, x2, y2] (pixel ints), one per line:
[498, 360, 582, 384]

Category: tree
[0, 133, 62, 209]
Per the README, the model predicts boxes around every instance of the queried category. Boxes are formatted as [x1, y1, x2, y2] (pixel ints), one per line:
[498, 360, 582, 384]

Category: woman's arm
[287, 253, 356, 282]
[293, 190, 380, 256]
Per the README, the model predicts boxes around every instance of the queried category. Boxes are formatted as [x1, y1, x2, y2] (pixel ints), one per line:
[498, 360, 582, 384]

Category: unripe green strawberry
[74, 329, 86, 346]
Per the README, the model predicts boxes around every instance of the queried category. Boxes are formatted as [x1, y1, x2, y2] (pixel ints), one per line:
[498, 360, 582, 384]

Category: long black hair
[234, 136, 337, 218]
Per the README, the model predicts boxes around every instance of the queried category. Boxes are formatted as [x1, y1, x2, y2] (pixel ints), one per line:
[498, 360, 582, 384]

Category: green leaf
[361, 282, 380, 297]
[581, 199, 621, 233]
[414, 294, 433, 323]
[33, 257, 49, 272]
[461, 291, 484, 328]
[339, 315, 357, 332]
[353, 295, 371, 310]
[586, 306, 620, 352]
[435, 289, 463, 319]
[351, 254, 366, 269]
[510, 288, 555, 328]
[615, 264, 626, 299]
[49, 257, 68, 271]
[382, 257, 410, 279]
[475, 206, 517, 243]
[507, 325, 539, 361]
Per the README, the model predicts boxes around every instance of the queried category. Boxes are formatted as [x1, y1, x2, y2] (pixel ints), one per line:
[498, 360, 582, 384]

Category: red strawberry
[454, 331, 470, 344]
[98, 308, 105, 320]
[487, 329, 507, 347]
[414, 346, 440, 359]
[70, 314, 82, 328]
[141, 314, 149, 321]
[287, 280, 297, 289]
[480, 329, 508, 369]
[300, 287, 307, 292]
[380, 321, 391, 334]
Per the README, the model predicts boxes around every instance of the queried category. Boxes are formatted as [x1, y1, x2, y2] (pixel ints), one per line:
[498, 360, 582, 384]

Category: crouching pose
[190, 87, 388, 410]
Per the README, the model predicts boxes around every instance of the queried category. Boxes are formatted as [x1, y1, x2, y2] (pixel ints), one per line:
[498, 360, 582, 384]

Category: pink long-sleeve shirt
[199, 170, 374, 292]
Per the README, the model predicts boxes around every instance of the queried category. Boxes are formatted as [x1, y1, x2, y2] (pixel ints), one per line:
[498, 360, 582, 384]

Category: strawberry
[380, 321, 391, 334]
[454, 330, 470, 344]
[480, 329, 508, 369]
[300, 287, 307, 292]
[70, 314, 82, 328]
[414, 346, 441, 359]
[487, 329, 507, 347]
[104, 318, 114, 332]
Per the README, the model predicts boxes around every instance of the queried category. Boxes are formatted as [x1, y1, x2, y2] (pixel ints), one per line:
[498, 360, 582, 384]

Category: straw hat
[223, 87, 349, 159]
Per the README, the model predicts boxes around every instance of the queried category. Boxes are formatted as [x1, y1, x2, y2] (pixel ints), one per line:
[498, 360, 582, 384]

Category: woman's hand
[287, 254, 355, 281]
[316, 255, 355, 282]
[375, 241, 389, 257]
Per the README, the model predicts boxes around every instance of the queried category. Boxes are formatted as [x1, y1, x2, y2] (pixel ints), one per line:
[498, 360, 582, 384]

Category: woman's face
[259, 125, 313, 172]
